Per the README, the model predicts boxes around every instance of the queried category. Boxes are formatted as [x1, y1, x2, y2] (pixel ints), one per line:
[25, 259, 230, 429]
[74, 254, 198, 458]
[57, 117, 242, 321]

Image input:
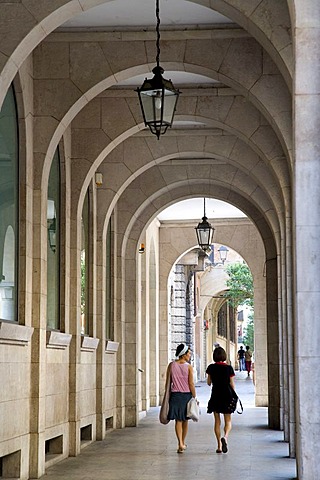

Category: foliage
[243, 312, 254, 349]
[224, 262, 253, 308]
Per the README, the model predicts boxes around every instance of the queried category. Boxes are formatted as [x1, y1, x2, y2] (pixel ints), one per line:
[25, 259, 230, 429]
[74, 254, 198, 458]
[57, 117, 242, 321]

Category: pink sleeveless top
[170, 361, 190, 393]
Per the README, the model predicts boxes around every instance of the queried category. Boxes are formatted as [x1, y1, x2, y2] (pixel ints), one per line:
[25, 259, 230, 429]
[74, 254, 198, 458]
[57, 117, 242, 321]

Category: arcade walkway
[45, 372, 297, 480]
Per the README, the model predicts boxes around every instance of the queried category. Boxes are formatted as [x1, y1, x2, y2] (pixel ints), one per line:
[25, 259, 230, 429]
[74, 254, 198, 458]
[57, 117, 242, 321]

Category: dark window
[106, 220, 112, 339]
[47, 149, 60, 329]
[81, 190, 89, 335]
[217, 303, 227, 338]
[0, 85, 19, 322]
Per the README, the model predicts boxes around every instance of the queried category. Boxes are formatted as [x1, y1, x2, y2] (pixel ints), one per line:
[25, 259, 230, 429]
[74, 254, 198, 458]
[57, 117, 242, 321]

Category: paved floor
[44, 372, 297, 480]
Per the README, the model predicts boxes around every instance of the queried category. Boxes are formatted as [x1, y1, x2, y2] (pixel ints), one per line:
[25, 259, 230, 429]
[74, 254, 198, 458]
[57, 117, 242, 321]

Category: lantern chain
[156, 0, 160, 68]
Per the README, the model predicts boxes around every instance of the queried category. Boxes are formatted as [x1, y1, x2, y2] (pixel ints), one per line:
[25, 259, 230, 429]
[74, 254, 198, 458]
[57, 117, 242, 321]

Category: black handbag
[226, 386, 243, 414]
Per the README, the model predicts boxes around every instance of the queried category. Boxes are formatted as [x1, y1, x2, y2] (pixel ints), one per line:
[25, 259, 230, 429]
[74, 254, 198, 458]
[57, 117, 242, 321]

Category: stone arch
[119, 186, 277, 420]
[0, 0, 292, 109]
[66, 115, 289, 237]
[116, 169, 280, 254]
[35, 52, 291, 187]
[70, 106, 290, 206]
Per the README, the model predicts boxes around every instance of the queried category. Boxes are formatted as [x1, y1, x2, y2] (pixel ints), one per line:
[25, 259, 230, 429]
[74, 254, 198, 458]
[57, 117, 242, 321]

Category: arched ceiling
[118, 180, 277, 259]
[0, 0, 292, 106]
[0, 0, 294, 266]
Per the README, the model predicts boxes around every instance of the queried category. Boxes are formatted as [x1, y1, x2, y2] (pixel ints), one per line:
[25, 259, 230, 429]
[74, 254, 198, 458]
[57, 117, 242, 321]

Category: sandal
[177, 448, 184, 454]
[221, 437, 228, 453]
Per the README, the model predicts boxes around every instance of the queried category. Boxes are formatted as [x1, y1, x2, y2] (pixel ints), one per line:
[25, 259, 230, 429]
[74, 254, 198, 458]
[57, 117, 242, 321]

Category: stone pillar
[254, 277, 268, 407]
[95, 236, 104, 441]
[266, 257, 280, 429]
[280, 226, 296, 457]
[226, 303, 230, 362]
[138, 245, 147, 411]
[148, 242, 159, 407]
[294, 3, 320, 475]
[68, 204, 83, 457]
[186, 275, 193, 348]
[170, 264, 187, 356]
[285, 218, 296, 457]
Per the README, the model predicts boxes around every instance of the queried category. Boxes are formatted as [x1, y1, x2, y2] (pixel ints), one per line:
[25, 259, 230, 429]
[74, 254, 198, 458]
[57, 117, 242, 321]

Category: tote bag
[187, 397, 199, 422]
[159, 362, 172, 424]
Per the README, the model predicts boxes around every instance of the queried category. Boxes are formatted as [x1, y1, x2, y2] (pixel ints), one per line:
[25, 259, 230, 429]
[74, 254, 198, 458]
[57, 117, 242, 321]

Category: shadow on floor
[44, 372, 297, 480]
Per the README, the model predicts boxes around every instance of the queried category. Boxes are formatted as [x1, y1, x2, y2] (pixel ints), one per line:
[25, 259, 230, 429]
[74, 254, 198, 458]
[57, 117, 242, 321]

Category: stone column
[95, 234, 104, 441]
[294, 2, 320, 476]
[170, 265, 187, 355]
[254, 277, 268, 407]
[138, 245, 147, 411]
[148, 241, 159, 407]
[280, 223, 296, 457]
[266, 257, 280, 428]
[285, 217, 296, 457]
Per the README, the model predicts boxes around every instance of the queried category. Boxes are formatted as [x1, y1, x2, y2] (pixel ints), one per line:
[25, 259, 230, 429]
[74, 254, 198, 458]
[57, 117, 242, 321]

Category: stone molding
[105, 340, 120, 354]
[46, 331, 72, 350]
[0, 321, 34, 346]
[81, 336, 100, 352]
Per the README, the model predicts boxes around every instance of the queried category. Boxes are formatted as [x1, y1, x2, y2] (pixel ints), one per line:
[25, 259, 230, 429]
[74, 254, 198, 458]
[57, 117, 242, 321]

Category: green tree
[243, 312, 254, 348]
[224, 262, 253, 308]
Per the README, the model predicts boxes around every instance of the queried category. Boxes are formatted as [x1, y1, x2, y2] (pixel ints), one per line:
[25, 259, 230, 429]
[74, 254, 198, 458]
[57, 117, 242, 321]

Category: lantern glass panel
[163, 90, 179, 124]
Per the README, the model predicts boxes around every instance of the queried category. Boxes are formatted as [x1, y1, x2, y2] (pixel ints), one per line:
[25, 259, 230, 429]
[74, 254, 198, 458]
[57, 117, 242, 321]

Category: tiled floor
[44, 372, 297, 479]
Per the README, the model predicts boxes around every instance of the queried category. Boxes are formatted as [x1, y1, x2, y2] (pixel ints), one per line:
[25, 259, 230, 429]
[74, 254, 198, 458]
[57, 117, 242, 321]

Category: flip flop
[221, 437, 228, 453]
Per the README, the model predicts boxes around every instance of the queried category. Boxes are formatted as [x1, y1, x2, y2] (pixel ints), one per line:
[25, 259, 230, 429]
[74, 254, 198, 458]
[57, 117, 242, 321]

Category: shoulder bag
[226, 385, 243, 414]
[159, 362, 172, 424]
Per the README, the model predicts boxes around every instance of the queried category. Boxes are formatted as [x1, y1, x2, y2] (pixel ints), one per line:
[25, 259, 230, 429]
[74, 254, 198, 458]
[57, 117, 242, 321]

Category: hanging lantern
[195, 198, 214, 252]
[136, 0, 180, 139]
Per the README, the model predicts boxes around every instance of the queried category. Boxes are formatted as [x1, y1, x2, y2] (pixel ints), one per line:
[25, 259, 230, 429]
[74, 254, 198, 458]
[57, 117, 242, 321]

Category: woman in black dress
[206, 346, 236, 454]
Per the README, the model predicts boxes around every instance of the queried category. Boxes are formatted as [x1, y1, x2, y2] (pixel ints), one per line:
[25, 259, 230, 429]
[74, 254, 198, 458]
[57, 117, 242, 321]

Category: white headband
[176, 344, 188, 359]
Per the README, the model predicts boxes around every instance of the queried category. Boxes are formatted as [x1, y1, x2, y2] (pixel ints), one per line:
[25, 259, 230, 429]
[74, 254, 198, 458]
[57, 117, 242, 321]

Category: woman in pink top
[165, 343, 196, 453]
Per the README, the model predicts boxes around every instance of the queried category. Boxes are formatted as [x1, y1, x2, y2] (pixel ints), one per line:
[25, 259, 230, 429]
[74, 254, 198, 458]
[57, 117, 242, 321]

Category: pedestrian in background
[237, 345, 245, 371]
[245, 345, 253, 376]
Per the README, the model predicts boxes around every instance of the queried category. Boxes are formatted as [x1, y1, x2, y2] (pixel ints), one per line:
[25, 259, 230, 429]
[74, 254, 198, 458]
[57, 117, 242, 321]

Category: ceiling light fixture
[136, 0, 180, 139]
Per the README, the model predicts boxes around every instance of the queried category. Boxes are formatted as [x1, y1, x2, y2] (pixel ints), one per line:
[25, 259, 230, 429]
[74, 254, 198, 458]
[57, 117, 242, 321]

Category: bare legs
[213, 412, 222, 451]
[175, 420, 188, 452]
[223, 413, 232, 439]
[213, 412, 232, 453]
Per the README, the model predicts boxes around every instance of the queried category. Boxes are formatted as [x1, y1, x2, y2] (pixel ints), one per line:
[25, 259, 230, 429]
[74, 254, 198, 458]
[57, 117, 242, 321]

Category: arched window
[47, 149, 60, 329]
[217, 302, 235, 342]
[0, 86, 18, 322]
[81, 190, 89, 335]
[217, 303, 227, 338]
[105, 220, 112, 339]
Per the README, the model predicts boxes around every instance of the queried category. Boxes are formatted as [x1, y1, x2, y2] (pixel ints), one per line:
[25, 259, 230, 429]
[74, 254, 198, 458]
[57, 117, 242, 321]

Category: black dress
[206, 362, 235, 414]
